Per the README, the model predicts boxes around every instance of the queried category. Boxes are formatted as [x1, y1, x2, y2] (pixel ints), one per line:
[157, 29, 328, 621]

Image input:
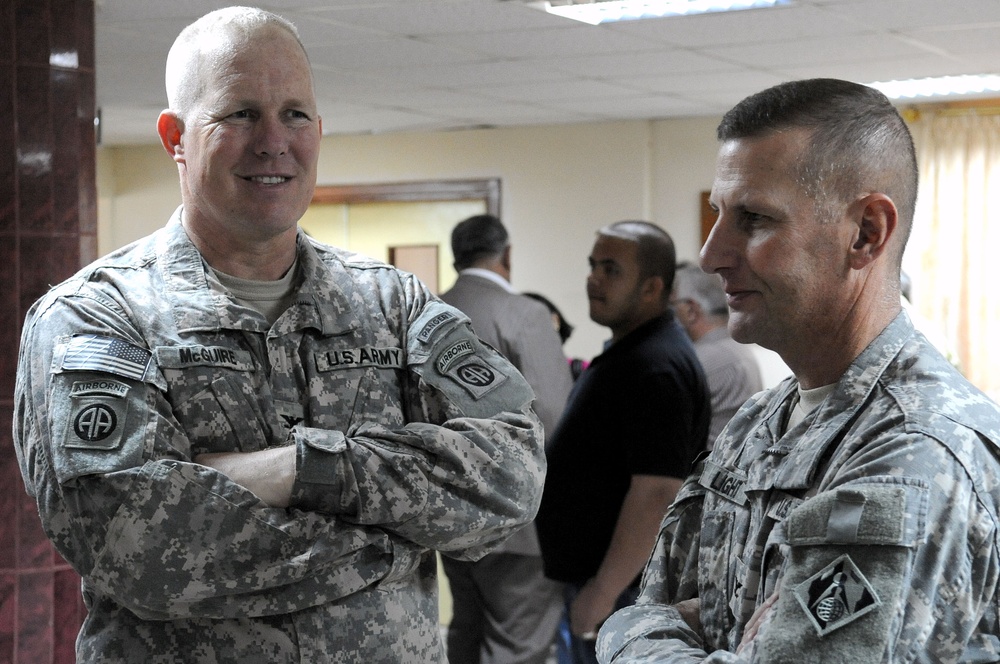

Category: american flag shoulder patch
[62, 335, 152, 381]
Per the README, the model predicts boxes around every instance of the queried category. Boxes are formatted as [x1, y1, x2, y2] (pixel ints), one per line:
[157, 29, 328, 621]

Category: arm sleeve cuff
[597, 603, 708, 663]
[290, 427, 357, 515]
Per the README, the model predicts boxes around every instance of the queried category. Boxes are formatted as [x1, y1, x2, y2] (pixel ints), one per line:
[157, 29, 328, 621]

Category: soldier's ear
[848, 193, 897, 270]
[157, 111, 185, 162]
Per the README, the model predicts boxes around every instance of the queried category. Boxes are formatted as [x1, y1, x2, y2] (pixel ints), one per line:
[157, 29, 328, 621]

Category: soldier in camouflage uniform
[13, 7, 544, 663]
[597, 79, 1000, 662]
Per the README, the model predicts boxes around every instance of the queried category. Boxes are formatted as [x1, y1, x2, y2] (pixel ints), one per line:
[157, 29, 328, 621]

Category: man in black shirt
[536, 221, 711, 664]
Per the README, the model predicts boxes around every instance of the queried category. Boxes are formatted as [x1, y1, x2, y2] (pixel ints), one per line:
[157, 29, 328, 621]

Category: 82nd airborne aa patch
[64, 379, 131, 451]
[792, 554, 881, 637]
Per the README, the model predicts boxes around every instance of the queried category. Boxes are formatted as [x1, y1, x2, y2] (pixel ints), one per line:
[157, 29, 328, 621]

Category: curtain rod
[901, 98, 1000, 121]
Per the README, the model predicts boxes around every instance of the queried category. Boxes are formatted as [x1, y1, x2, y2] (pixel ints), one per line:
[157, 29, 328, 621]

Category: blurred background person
[439, 214, 573, 664]
[536, 221, 710, 664]
[524, 291, 590, 380]
[671, 261, 763, 448]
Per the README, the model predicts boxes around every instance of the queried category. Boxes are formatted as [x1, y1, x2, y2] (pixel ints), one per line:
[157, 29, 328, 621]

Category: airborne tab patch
[793, 554, 880, 637]
[436, 340, 475, 374]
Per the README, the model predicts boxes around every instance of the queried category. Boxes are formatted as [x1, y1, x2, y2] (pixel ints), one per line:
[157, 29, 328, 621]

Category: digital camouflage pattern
[598, 312, 1000, 663]
[13, 208, 545, 663]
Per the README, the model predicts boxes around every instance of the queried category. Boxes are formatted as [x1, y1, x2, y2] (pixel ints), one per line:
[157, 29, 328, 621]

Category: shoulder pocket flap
[786, 482, 928, 547]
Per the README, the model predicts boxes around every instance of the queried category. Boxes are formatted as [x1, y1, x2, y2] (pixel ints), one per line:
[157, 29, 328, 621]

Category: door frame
[312, 178, 501, 217]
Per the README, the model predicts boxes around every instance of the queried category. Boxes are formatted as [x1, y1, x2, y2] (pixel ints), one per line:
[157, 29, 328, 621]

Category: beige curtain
[905, 111, 1000, 402]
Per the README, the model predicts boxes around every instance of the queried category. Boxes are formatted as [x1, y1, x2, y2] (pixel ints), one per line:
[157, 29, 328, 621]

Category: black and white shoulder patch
[793, 554, 881, 637]
[439, 354, 509, 400]
[64, 379, 131, 451]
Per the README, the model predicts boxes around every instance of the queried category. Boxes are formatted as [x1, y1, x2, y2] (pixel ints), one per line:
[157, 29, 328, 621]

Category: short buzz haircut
[673, 262, 728, 318]
[451, 214, 510, 271]
[598, 220, 677, 301]
[165, 6, 306, 120]
[717, 78, 918, 267]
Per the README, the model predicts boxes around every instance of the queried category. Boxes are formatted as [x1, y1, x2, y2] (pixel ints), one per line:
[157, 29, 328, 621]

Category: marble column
[1, 0, 96, 661]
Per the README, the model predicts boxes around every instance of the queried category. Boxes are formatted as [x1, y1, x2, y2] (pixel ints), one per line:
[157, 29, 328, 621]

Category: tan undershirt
[786, 382, 837, 431]
[213, 259, 299, 326]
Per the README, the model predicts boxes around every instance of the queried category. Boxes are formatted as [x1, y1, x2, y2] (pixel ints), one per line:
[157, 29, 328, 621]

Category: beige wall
[96, 116, 790, 383]
[97, 117, 717, 360]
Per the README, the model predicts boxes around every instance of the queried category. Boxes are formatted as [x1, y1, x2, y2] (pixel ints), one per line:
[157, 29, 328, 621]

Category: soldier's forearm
[197, 445, 296, 508]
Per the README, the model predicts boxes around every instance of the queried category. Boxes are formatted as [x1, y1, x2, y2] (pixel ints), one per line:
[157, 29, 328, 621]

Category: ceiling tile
[92, 0, 1000, 144]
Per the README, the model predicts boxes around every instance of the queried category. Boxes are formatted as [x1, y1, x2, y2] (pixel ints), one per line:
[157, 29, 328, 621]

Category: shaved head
[717, 78, 918, 271]
[164, 6, 307, 120]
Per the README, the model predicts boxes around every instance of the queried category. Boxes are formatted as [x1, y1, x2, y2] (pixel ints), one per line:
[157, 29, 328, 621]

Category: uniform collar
[281, 233, 360, 337]
[768, 311, 915, 491]
[155, 207, 359, 337]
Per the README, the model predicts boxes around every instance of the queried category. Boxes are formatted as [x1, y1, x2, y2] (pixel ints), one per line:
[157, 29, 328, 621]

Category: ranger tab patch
[417, 311, 457, 343]
[62, 335, 152, 381]
[793, 554, 880, 637]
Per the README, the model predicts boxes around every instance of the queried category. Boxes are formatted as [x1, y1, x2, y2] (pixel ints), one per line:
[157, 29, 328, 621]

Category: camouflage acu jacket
[598, 312, 1000, 663]
[13, 209, 545, 663]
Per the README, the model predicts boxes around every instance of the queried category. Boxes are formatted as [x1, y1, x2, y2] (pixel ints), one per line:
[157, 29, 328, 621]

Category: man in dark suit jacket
[440, 214, 574, 664]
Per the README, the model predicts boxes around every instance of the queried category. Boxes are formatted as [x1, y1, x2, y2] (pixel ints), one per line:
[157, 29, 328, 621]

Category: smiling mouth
[726, 291, 755, 307]
[246, 175, 289, 184]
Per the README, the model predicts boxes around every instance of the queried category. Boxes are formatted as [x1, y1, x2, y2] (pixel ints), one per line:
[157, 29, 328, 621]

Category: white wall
[650, 116, 723, 262]
[96, 116, 791, 383]
[98, 144, 181, 253]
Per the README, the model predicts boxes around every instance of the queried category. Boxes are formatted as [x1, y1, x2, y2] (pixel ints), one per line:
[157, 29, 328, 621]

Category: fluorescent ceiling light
[529, 0, 791, 25]
[868, 74, 1000, 100]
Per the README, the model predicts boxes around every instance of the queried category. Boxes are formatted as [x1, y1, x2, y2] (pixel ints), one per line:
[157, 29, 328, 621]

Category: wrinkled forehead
[178, 20, 307, 70]
[192, 27, 316, 109]
[712, 131, 811, 199]
[202, 23, 307, 70]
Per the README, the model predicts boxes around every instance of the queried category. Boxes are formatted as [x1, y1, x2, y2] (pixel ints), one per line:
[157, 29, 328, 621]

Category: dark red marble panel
[16, 572, 53, 664]
[14, 1, 49, 67]
[0, 236, 18, 400]
[0, 66, 13, 234]
[6, 2, 95, 661]
[51, 69, 80, 236]
[49, 0, 76, 71]
[15, 65, 53, 233]
[78, 70, 97, 236]
[0, 407, 16, 572]
[0, 1, 13, 66]
[76, 0, 94, 71]
[0, 573, 15, 664]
